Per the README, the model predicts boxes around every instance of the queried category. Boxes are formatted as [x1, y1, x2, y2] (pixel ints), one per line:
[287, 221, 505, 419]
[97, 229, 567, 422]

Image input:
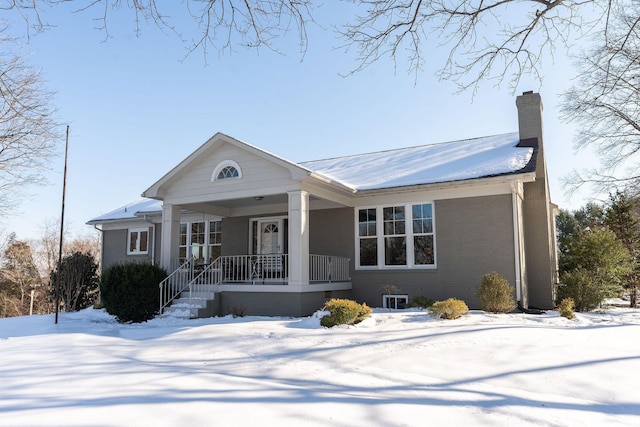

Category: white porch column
[160, 203, 181, 271]
[288, 190, 310, 286]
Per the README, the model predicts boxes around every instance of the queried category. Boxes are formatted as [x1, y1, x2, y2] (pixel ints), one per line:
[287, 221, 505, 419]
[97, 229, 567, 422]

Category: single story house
[89, 91, 558, 318]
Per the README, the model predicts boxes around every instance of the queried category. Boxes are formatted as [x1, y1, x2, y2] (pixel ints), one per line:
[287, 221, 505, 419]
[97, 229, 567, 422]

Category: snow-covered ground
[1, 306, 639, 426]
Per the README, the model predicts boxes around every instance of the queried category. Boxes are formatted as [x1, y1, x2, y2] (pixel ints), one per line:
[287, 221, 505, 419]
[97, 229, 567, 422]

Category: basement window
[382, 294, 408, 309]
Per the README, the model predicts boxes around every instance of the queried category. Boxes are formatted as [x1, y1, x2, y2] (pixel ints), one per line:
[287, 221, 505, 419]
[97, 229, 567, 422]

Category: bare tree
[3, 0, 315, 56]
[0, 28, 60, 215]
[31, 218, 101, 280]
[561, 1, 640, 196]
[338, 0, 612, 90]
[3, 1, 617, 91]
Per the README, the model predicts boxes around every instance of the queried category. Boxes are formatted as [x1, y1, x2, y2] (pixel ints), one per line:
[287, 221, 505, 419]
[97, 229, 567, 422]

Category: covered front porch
[159, 253, 351, 316]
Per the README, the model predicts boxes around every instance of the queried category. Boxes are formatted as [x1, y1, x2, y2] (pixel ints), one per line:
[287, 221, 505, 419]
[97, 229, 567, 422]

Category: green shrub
[320, 298, 371, 327]
[100, 262, 167, 323]
[476, 272, 516, 313]
[557, 268, 604, 312]
[406, 296, 435, 309]
[558, 298, 575, 319]
[428, 298, 469, 320]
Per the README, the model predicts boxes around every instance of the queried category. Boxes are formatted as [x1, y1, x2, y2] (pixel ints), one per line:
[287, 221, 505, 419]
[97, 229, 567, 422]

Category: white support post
[288, 190, 310, 286]
[160, 203, 181, 271]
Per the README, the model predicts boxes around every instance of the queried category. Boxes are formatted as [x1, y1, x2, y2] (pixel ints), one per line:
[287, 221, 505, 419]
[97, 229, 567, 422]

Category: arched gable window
[212, 160, 242, 181]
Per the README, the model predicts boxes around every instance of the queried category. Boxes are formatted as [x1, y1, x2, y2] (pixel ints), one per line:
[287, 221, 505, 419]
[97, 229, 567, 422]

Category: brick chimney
[516, 91, 545, 180]
[516, 91, 557, 310]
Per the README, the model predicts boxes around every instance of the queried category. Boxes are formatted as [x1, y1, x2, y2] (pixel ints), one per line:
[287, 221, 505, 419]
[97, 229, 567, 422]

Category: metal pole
[55, 125, 69, 324]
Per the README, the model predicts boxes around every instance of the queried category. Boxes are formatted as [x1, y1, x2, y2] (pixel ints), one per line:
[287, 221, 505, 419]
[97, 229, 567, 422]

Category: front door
[258, 219, 282, 255]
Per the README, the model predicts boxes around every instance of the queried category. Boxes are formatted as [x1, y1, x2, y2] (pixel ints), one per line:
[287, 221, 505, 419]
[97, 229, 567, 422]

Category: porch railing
[309, 254, 350, 282]
[159, 254, 351, 314]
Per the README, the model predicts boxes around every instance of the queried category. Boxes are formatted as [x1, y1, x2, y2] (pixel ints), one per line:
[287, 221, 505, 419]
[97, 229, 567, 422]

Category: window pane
[140, 231, 148, 252]
[129, 232, 138, 252]
[359, 238, 377, 266]
[385, 236, 406, 265]
[414, 235, 434, 265]
[359, 208, 376, 237]
[179, 224, 187, 246]
[413, 219, 423, 234]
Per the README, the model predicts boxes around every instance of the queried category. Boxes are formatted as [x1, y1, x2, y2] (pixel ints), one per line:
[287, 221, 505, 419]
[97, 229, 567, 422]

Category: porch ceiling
[182, 193, 345, 217]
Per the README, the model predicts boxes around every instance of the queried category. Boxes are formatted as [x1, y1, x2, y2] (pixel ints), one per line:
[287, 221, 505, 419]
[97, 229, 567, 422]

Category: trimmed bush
[476, 272, 516, 313]
[320, 298, 371, 327]
[100, 262, 167, 323]
[406, 296, 435, 309]
[428, 298, 468, 320]
[558, 298, 575, 320]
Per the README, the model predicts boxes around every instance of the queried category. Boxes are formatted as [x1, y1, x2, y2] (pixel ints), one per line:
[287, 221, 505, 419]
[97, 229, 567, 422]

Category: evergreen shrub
[558, 298, 575, 319]
[406, 296, 435, 309]
[320, 298, 371, 327]
[428, 298, 468, 320]
[100, 262, 167, 323]
[557, 268, 603, 312]
[476, 272, 516, 313]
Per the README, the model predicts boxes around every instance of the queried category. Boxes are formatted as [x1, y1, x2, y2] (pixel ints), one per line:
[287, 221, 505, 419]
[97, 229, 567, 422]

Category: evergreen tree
[0, 234, 44, 317]
[50, 252, 100, 312]
[604, 191, 640, 307]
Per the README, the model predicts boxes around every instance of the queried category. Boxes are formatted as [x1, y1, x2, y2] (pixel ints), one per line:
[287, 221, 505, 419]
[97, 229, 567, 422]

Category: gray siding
[309, 208, 354, 259]
[217, 290, 351, 317]
[101, 226, 158, 270]
[351, 195, 516, 309]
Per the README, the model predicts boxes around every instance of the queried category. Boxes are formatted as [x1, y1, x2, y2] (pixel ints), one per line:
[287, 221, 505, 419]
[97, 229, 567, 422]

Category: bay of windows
[179, 220, 222, 264]
[357, 203, 435, 268]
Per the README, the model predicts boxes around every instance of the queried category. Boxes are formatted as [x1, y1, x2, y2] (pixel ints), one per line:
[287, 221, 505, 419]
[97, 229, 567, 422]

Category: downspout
[511, 181, 522, 303]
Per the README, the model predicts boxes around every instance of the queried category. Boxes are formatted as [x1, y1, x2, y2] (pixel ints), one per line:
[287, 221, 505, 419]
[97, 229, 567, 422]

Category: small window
[212, 160, 242, 181]
[127, 228, 149, 255]
[382, 294, 408, 309]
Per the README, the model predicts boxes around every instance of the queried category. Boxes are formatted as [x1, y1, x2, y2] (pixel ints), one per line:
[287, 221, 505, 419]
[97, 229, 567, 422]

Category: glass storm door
[258, 220, 281, 254]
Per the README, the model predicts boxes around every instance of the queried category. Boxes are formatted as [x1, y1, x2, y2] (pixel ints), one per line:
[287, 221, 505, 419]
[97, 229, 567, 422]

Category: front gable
[143, 133, 311, 205]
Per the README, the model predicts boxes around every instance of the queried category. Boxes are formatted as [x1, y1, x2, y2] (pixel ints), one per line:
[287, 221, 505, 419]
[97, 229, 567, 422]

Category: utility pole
[55, 125, 69, 325]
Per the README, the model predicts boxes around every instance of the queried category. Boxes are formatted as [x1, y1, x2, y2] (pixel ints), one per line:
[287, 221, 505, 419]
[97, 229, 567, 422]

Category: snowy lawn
[1, 307, 639, 426]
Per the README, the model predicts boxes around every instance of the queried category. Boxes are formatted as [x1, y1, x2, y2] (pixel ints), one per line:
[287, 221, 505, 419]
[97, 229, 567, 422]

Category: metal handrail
[159, 258, 195, 314]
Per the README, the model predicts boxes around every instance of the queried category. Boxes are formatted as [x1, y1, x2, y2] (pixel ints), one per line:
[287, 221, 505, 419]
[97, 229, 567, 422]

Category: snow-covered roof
[300, 132, 533, 191]
[89, 132, 534, 224]
[87, 198, 163, 224]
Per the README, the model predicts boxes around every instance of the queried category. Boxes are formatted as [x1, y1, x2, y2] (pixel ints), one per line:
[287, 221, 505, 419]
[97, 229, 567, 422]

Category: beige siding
[350, 195, 516, 309]
[164, 142, 298, 202]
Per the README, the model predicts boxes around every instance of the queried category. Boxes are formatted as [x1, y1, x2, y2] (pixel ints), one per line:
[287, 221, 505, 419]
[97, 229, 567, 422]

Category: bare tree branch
[561, 1, 640, 198]
[0, 29, 60, 215]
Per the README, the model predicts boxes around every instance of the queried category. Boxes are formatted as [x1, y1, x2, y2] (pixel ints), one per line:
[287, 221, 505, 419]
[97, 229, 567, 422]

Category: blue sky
[2, 3, 597, 241]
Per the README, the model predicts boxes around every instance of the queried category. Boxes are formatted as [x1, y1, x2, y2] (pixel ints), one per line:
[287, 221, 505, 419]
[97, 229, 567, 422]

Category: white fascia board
[354, 173, 536, 205]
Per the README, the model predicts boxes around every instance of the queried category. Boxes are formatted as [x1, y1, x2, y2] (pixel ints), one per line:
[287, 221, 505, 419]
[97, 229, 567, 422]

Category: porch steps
[161, 287, 219, 319]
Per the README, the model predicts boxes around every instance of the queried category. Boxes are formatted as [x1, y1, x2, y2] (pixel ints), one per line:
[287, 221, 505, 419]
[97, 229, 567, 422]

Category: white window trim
[354, 203, 436, 270]
[212, 160, 242, 181]
[127, 228, 149, 255]
[179, 220, 223, 263]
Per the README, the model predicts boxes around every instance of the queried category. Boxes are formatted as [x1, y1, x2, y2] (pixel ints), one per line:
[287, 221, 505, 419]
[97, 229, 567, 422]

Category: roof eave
[354, 171, 537, 196]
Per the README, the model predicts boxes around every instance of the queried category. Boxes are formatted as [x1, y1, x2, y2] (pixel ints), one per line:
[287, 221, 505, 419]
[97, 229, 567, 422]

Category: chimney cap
[522, 90, 534, 95]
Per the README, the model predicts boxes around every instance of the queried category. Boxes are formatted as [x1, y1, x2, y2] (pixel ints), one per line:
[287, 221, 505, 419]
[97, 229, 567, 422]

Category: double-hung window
[357, 203, 435, 268]
[127, 228, 149, 255]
